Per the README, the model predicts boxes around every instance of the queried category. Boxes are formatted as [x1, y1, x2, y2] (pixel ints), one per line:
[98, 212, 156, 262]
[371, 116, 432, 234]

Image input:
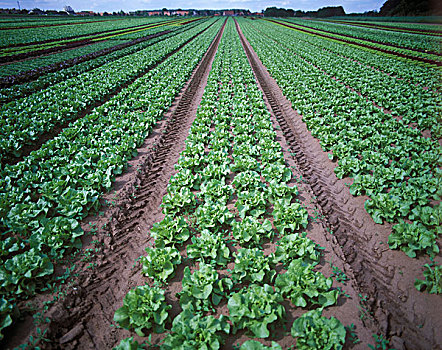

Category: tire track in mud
[4, 20, 216, 166]
[7, 19, 226, 350]
[235, 19, 442, 350]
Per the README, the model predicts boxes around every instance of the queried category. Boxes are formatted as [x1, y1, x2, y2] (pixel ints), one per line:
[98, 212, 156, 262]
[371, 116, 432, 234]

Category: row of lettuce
[0, 19, 204, 103]
[114, 19, 349, 350]
[250, 20, 441, 140]
[0, 18, 223, 341]
[0, 18, 180, 57]
[0, 17, 119, 29]
[319, 19, 442, 36]
[240, 18, 441, 293]
[0, 18, 198, 78]
[0, 19, 211, 164]
[282, 18, 441, 57]
[0, 17, 171, 47]
[270, 19, 440, 68]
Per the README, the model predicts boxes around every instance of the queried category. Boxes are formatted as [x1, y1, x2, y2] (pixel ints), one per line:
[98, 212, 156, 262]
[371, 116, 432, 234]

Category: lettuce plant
[178, 263, 232, 313]
[291, 310, 346, 350]
[266, 180, 298, 206]
[228, 284, 285, 338]
[161, 310, 230, 350]
[149, 215, 190, 247]
[232, 217, 273, 247]
[199, 179, 233, 204]
[28, 216, 84, 259]
[272, 201, 309, 235]
[201, 164, 230, 182]
[261, 163, 292, 183]
[207, 150, 230, 165]
[231, 155, 261, 172]
[232, 171, 264, 192]
[187, 229, 230, 266]
[235, 190, 268, 218]
[388, 220, 439, 258]
[275, 259, 338, 308]
[168, 168, 202, 192]
[415, 263, 441, 294]
[161, 187, 197, 217]
[195, 201, 234, 232]
[114, 285, 171, 336]
[140, 246, 181, 283]
[0, 249, 54, 296]
[260, 149, 285, 166]
[175, 155, 205, 173]
[232, 248, 275, 284]
[273, 233, 321, 265]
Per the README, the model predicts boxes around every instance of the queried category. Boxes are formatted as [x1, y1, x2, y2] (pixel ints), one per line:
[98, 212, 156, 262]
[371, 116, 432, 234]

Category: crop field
[0, 14, 441, 350]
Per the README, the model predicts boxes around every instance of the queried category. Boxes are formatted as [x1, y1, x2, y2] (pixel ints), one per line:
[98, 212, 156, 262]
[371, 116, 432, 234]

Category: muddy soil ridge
[4, 19, 227, 350]
[235, 18, 442, 350]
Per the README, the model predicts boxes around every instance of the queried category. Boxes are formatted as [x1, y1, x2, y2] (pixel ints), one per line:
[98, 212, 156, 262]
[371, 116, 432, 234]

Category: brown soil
[3, 20, 215, 166]
[236, 19, 442, 350]
[268, 19, 442, 67]
[3, 19, 227, 350]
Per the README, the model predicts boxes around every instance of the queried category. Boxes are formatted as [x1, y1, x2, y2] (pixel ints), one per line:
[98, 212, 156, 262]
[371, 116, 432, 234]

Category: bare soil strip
[5, 19, 226, 350]
[268, 19, 442, 66]
[4, 20, 216, 166]
[235, 19, 442, 350]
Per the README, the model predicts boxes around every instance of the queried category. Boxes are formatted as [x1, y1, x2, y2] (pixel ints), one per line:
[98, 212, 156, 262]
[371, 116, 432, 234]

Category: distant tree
[316, 6, 345, 17]
[379, 0, 441, 16]
[264, 7, 294, 17]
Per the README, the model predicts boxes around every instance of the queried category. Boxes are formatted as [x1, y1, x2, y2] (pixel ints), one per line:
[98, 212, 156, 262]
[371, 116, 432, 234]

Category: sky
[1, 0, 386, 14]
